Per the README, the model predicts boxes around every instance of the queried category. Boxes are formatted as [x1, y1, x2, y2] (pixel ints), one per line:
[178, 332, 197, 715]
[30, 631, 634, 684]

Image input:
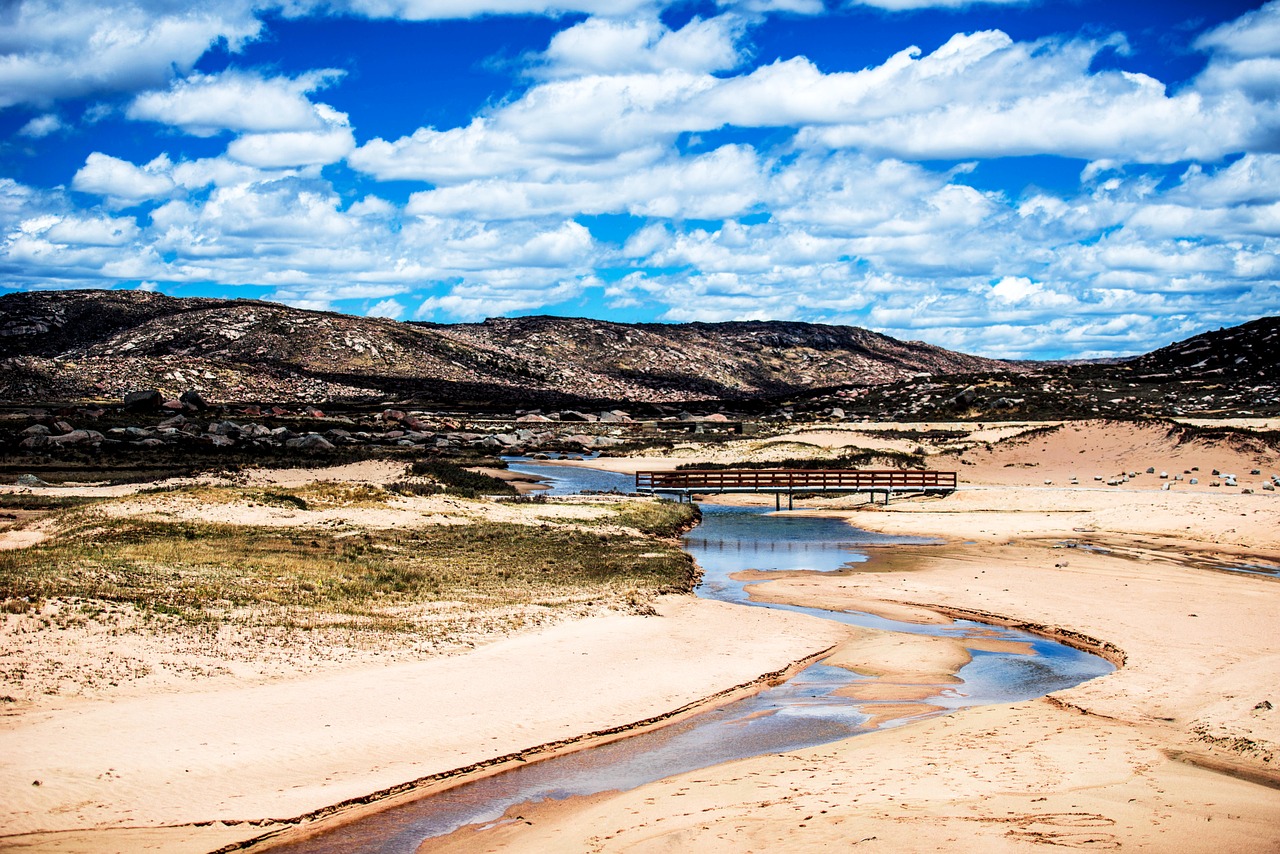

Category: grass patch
[610, 500, 699, 538]
[0, 493, 105, 511]
[408, 460, 518, 498]
[0, 517, 696, 628]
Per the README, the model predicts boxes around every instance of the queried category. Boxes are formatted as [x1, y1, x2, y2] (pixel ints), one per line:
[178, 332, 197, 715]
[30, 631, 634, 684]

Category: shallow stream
[274, 461, 1113, 853]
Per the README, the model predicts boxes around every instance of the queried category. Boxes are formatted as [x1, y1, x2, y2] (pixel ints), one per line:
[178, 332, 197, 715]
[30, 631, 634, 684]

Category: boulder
[180, 390, 209, 411]
[51, 429, 103, 445]
[21, 424, 50, 437]
[123, 389, 163, 412]
[952, 386, 979, 408]
[286, 434, 334, 450]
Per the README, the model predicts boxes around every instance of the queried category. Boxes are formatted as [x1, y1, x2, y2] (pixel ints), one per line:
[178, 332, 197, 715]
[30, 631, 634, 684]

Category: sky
[1, 0, 1278, 359]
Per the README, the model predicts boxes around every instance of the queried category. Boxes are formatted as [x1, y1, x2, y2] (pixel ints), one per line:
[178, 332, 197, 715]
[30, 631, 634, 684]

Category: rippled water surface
[276, 464, 1113, 854]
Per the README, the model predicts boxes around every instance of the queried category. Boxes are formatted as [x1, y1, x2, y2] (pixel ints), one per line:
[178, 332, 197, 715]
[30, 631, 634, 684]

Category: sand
[3, 420, 1279, 853]
[418, 419, 1280, 852]
[0, 598, 847, 851]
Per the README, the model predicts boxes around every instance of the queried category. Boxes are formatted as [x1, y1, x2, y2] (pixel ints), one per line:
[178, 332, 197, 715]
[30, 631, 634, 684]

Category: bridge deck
[635, 468, 957, 496]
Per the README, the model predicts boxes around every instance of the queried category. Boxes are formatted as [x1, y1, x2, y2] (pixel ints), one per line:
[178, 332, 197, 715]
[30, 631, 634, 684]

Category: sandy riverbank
[3, 420, 1278, 852]
[422, 420, 1280, 852]
[0, 596, 848, 853]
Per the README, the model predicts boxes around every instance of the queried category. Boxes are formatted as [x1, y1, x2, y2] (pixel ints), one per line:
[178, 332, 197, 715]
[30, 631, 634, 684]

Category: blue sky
[1, 0, 1277, 359]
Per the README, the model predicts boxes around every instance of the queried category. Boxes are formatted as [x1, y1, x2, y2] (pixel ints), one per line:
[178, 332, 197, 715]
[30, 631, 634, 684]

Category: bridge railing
[635, 469, 957, 492]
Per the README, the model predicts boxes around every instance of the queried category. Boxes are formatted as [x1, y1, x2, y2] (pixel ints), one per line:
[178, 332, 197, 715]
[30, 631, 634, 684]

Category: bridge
[634, 468, 958, 509]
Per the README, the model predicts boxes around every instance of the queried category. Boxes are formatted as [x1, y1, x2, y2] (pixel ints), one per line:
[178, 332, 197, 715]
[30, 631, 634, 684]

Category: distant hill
[0, 290, 1012, 405]
[1128, 316, 1280, 384]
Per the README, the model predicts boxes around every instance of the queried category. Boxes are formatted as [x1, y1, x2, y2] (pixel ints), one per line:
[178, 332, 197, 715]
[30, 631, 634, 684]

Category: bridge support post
[775, 493, 780, 511]
[788, 492, 793, 511]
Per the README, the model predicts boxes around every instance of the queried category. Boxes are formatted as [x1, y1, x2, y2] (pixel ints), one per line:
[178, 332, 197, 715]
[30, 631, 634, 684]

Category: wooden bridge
[634, 468, 957, 508]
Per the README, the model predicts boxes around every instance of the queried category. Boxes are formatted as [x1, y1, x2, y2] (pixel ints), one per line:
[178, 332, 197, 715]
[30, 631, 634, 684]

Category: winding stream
[273, 461, 1113, 853]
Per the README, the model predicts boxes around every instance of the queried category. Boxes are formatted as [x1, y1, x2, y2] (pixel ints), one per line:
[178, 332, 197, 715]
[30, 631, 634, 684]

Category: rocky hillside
[0, 290, 1012, 405]
[1128, 316, 1279, 384]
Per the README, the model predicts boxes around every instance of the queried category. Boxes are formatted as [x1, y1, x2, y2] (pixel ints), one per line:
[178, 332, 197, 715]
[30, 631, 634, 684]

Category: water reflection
[502, 458, 635, 496]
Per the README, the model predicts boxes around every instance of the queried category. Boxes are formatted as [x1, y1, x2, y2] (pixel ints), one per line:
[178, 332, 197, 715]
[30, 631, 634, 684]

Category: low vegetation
[404, 460, 518, 498]
[0, 500, 697, 635]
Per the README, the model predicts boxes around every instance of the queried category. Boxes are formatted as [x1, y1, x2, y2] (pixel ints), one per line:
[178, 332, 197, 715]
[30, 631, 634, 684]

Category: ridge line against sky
[0, 0, 1277, 360]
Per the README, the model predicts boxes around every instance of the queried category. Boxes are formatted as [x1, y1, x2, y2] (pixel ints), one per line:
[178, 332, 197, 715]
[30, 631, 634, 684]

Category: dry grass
[0, 503, 697, 631]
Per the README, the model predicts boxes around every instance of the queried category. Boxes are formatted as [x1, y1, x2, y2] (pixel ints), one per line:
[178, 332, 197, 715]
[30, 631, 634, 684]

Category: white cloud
[226, 104, 356, 167]
[1194, 1, 1280, 59]
[350, 69, 713, 183]
[0, 0, 263, 108]
[783, 33, 1254, 163]
[127, 69, 344, 136]
[356, 21, 1277, 198]
[541, 15, 744, 76]
[414, 274, 589, 321]
[338, 0, 654, 20]
[1171, 155, 1280, 206]
[367, 298, 405, 318]
[849, 0, 1027, 8]
[404, 144, 763, 219]
[43, 215, 139, 246]
[17, 113, 61, 137]
[72, 152, 175, 204]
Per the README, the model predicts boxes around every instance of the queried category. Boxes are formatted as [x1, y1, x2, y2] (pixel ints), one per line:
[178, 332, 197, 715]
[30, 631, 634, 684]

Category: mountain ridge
[0, 290, 1015, 405]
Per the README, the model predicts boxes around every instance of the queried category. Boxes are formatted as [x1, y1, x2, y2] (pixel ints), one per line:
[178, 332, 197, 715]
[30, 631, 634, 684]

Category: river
[271, 460, 1113, 853]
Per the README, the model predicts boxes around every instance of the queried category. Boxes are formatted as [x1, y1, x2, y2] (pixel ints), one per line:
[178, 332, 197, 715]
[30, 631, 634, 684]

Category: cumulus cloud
[42, 215, 140, 246]
[72, 153, 175, 204]
[350, 69, 713, 183]
[336, 0, 654, 20]
[226, 105, 356, 167]
[1194, 1, 1280, 59]
[367, 298, 405, 319]
[127, 70, 345, 136]
[404, 144, 763, 220]
[356, 21, 1276, 199]
[540, 15, 745, 76]
[0, 0, 263, 108]
[849, 0, 1027, 9]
